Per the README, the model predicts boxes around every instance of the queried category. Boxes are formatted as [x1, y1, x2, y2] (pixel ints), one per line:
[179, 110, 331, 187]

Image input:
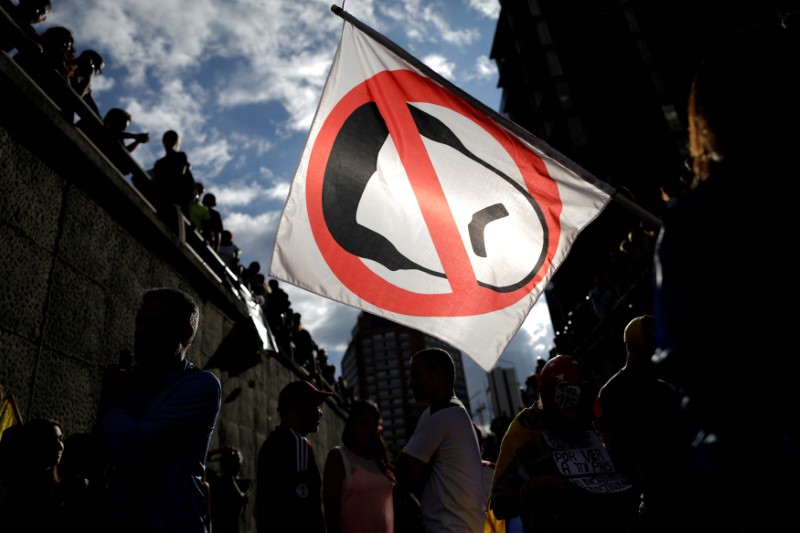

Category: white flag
[270, 19, 613, 371]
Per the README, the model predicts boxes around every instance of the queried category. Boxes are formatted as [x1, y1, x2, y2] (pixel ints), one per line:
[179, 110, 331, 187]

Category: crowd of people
[1, 0, 349, 395]
[1, 1, 797, 532]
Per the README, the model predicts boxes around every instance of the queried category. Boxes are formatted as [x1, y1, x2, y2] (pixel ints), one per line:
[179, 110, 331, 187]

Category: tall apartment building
[340, 312, 471, 450]
[488, 366, 522, 418]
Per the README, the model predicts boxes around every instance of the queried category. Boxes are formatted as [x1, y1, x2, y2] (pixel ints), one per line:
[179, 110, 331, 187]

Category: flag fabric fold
[270, 15, 613, 371]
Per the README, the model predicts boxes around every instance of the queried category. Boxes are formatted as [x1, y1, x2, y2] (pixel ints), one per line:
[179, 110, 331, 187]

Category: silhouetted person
[291, 312, 316, 375]
[491, 355, 637, 532]
[395, 348, 485, 531]
[206, 446, 250, 533]
[201, 192, 223, 252]
[241, 261, 261, 293]
[322, 399, 395, 533]
[596, 315, 699, 532]
[255, 380, 332, 533]
[104, 107, 149, 153]
[652, 20, 799, 532]
[0, 418, 67, 532]
[152, 130, 196, 238]
[96, 287, 221, 532]
[251, 273, 269, 307]
[265, 279, 290, 341]
[217, 230, 242, 277]
[14, 25, 77, 120]
[70, 49, 103, 116]
[0, 0, 51, 53]
[316, 348, 335, 387]
[78, 107, 149, 177]
[187, 182, 211, 235]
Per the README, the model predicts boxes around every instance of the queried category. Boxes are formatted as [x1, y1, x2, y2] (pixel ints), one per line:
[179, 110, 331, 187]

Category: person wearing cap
[596, 315, 702, 532]
[395, 348, 486, 532]
[255, 380, 332, 533]
[490, 354, 637, 532]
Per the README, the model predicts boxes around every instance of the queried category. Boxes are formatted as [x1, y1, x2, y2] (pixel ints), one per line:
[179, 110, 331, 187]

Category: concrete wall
[0, 50, 345, 531]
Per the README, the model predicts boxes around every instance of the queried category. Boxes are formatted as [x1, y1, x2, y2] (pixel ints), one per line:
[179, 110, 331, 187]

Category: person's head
[41, 26, 75, 61]
[623, 314, 655, 366]
[277, 380, 332, 435]
[162, 130, 180, 151]
[103, 108, 132, 133]
[342, 399, 381, 452]
[687, 24, 799, 185]
[409, 348, 456, 406]
[221, 230, 233, 245]
[133, 287, 199, 373]
[77, 49, 104, 74]
[201, 193, 216, 208]
[19, 0, 52, 24]
[342, 399, 394, 478]
[521, 372, 539, 407]
[537, 355, 596, 426]
[22, 418, 64, 470]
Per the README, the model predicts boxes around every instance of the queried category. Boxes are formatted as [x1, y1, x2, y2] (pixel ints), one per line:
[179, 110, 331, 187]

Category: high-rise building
[488, 366, 522, 418]
[340, 312, 471, 450]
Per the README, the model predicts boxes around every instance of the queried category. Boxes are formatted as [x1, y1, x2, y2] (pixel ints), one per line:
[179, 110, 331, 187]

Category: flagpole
[330, 4, 662, 229]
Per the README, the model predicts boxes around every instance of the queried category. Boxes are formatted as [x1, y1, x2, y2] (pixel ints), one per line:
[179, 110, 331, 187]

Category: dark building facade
[489, 0, 791, 377]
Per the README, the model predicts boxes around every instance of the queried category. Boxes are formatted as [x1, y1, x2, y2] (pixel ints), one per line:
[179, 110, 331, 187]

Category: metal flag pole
[329, 4, 662, 229]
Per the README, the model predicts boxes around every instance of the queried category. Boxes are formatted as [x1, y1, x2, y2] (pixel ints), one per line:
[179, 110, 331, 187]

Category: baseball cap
[623, 315, 655, 347]
[538, 355, 594, 421]
[278, 380, 333, 414]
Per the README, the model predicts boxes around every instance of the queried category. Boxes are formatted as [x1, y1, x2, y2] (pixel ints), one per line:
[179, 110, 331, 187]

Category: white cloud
[419, 4, 480, 47]
[190, 138, 234, 181]
[473, 54, 498, 79]
[213, 181, 273, 207]
[467, 0, 501, 19]
[223, 210, 281, 267]
[421, 53, 456, 80]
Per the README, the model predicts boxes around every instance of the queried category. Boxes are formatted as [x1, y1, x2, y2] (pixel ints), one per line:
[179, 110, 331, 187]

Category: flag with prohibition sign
[269, 8, 614, 371]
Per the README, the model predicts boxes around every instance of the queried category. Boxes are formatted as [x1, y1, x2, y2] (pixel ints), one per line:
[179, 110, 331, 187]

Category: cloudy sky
[43, 0, 554, 418]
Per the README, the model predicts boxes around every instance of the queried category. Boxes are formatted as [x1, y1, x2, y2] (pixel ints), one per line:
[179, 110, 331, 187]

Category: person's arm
[490, 414, 534, 520]
[491, 446, 571, 520]
[122, 132, 149, 152]
[322, 448, 345, 533]
[488, 453, 526, 520]
[394, 451, 430, 498]
[100, 370, 221, 462]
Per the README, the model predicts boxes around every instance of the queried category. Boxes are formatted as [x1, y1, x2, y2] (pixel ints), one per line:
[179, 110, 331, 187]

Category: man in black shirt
[255, 380, 332, 533]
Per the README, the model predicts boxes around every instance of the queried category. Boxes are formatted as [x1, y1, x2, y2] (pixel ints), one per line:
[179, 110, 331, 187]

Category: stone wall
[0, 50, 345, 530]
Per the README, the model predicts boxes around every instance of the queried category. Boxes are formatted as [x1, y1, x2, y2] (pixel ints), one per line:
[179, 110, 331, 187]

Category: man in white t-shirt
[396, 348, 485, 532]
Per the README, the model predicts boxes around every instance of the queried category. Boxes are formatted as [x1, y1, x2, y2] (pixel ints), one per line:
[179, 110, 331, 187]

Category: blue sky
[44, 0, 554, 417]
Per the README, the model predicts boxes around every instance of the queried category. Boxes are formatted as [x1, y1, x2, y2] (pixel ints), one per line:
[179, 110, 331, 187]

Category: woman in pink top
[323, 400, 395, 533]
